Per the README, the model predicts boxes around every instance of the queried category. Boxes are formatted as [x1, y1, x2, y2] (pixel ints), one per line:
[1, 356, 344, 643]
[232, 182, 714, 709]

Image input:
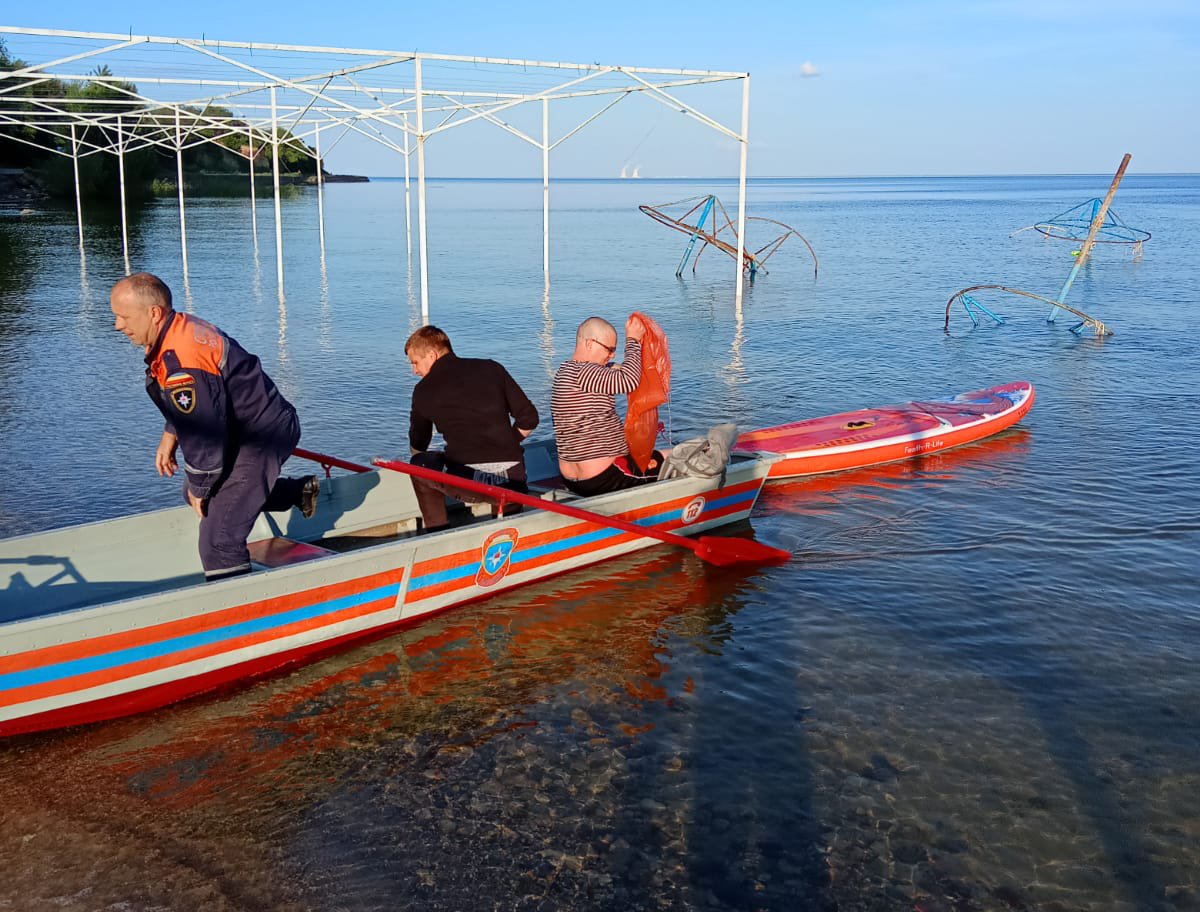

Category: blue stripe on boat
[407, 488, 757, 594]
[0, 582, 402, 692]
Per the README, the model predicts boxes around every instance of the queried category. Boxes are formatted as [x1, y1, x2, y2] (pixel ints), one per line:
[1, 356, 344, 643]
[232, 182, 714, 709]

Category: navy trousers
[197, 414, 303, 580]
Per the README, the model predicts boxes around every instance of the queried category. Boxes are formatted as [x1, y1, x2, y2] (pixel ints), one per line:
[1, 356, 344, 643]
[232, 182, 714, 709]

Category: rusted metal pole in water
[1048, 152, 1131, 321]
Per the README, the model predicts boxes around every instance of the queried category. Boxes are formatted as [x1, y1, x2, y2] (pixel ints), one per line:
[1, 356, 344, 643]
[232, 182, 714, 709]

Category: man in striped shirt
[552, 315, 662, 496]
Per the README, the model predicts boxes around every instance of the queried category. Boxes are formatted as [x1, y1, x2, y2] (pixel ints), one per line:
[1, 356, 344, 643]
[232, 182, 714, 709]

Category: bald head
[576, 316, 613, 346]
[111, 272, 174, 349]
[572, 316, 618, 364]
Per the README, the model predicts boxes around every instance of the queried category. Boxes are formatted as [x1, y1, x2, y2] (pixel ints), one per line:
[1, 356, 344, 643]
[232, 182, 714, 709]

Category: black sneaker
[300, 475, 320, 519]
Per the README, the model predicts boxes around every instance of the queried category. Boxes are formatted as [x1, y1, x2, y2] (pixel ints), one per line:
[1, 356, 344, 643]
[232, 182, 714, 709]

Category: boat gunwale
[2, 455, 776, 634]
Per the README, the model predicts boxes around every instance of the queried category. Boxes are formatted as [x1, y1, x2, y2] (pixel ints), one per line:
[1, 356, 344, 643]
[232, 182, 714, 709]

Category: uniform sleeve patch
[170, 385, 197, 413]
[165, 371, 194, 388]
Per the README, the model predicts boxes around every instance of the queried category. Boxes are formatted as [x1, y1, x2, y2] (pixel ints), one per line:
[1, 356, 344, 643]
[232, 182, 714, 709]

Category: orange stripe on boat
[0, 567, 405, 677]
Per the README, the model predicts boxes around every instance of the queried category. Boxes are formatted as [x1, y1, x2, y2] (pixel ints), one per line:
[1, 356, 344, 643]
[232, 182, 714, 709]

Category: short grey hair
[116, 272, 174, 312]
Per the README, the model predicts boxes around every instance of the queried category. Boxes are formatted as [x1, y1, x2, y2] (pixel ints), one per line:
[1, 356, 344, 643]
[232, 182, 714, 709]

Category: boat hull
[735, 381, 1034, 479]
[0, 457, 772, 737]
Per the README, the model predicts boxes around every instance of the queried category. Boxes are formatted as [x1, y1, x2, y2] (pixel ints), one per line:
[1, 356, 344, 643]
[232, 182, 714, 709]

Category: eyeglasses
[588, 338, 617, 356]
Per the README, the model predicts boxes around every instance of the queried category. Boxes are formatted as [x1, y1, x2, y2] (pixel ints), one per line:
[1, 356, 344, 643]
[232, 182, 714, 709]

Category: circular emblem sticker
[169, 386, 197, 413]
[476, 527, 519, 588]
[680, 496, 706, 524]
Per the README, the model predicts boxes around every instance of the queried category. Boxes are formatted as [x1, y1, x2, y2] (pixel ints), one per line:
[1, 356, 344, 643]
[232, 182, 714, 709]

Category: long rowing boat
[0, 443, 778, 737]
[1, 379, 1035, 738]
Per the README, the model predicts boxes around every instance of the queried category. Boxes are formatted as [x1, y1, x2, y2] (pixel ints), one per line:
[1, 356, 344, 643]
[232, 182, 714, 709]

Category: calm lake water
[1, 174, 1198, 911]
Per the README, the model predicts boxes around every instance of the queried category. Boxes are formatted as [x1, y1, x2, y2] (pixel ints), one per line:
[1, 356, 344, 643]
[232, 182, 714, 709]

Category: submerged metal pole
[270, 86, 285, 299]
[733, 74, 750, 306]
[1048, 153, 1131, 321]
[542, 97, 550, 285]
[415, 55, 430, 322]
[116, 113, 130, 275]
[69, 123, 84, 252]
[175, 107, 189, 280]
[315, 124, 326, 253]
[248, 130, 258, 250]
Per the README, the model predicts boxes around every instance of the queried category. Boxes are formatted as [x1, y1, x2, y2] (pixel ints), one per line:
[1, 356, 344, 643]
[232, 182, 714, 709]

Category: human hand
[156, 433, 178, 476]
[186, 489, 205, 518]
[626, 314, 646, 342]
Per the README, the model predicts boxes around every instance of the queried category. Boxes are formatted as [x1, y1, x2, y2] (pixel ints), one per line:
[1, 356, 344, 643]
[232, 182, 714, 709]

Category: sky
[2, 1, 1197, 177]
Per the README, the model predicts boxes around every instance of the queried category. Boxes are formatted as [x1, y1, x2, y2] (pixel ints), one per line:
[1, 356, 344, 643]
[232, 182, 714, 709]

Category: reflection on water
[406, 250, 421, 335]
[2, 175, 1199, 911]
[277, 292, 289, 367]
[724, 297, 746, 387]
[318, 248, 333, 354]
[181, 274, 195, 314]
[78, 250, 94, 318]
[251, 240, 264, 310]
[538, 279, 557, 383]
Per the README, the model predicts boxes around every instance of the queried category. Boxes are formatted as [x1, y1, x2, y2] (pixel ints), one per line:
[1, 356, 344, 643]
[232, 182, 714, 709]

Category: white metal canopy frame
[0, 26, 753, 314]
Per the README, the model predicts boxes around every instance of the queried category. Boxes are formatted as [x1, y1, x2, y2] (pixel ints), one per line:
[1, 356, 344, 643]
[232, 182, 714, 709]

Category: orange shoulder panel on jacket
[163, 313, 226, 376]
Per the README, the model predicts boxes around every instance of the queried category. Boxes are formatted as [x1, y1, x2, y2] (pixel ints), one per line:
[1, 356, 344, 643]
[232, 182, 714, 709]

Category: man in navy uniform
[110, 272, 319, 581]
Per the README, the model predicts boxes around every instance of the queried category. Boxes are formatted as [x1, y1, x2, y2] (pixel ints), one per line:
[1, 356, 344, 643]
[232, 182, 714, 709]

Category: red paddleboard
[735, 380, 1035, 480]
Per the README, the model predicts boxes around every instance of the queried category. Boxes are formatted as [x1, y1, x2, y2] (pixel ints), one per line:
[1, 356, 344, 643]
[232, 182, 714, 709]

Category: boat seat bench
[249, 469, 423, 543]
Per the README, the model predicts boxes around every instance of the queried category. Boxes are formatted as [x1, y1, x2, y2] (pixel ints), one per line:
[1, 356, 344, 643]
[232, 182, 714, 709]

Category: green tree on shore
[2, 40, 318, 200]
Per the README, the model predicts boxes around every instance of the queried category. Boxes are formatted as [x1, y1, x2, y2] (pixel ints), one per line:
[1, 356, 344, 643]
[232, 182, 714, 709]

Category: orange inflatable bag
[624, 311, 671, 473]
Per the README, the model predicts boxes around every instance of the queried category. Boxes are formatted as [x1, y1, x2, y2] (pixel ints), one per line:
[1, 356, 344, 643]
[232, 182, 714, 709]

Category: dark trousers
[410, 451, 527, 529]
[198, 416, 303, 580]
[563, 451, 663, 497]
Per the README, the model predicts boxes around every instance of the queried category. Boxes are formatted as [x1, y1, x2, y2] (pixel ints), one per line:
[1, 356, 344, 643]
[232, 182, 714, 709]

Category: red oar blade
[694, 536, 791, 567]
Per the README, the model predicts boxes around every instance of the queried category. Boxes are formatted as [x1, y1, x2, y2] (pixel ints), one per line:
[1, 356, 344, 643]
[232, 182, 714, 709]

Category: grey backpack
[657, 423, 738, 486]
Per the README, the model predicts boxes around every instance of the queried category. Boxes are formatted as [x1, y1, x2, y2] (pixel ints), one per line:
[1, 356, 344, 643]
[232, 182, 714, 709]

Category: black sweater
[409, 352, 539, 465]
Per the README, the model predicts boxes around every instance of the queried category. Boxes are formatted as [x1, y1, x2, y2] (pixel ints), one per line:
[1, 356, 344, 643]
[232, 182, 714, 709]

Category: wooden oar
[292, 447, 788, 567]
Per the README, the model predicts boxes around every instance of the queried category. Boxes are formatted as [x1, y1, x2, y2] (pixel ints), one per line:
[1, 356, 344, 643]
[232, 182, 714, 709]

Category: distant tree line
[1, 38, 317, 202]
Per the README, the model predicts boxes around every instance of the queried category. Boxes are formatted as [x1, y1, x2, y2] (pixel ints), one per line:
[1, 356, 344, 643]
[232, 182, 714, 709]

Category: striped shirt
[551, 339, 642, 461]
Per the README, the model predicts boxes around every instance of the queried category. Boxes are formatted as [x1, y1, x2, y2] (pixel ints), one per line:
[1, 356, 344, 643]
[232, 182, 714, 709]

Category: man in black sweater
[405, 325, 539, 531]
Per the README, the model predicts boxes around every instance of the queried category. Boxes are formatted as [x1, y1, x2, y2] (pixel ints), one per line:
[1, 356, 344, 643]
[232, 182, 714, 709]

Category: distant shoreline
[363, 172, 1200, 182]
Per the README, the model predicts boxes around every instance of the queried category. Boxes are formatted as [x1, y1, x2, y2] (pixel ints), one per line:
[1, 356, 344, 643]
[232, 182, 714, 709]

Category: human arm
[186, 489, 205, 518]
[146, 319, 237, 501]
[569, 339, 643, 394]
[501, 366, 539, 437]
[156, 365, 229, 501]
[155, 429, 179, 476]
[409, 392, 434, 455]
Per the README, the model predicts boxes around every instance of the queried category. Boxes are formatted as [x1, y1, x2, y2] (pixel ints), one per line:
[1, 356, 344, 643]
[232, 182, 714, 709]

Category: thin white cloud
[799, 61, 820, 78]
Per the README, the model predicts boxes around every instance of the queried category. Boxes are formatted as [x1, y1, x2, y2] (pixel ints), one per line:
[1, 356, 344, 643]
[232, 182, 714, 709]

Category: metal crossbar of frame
[0, 26, 753, 314]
